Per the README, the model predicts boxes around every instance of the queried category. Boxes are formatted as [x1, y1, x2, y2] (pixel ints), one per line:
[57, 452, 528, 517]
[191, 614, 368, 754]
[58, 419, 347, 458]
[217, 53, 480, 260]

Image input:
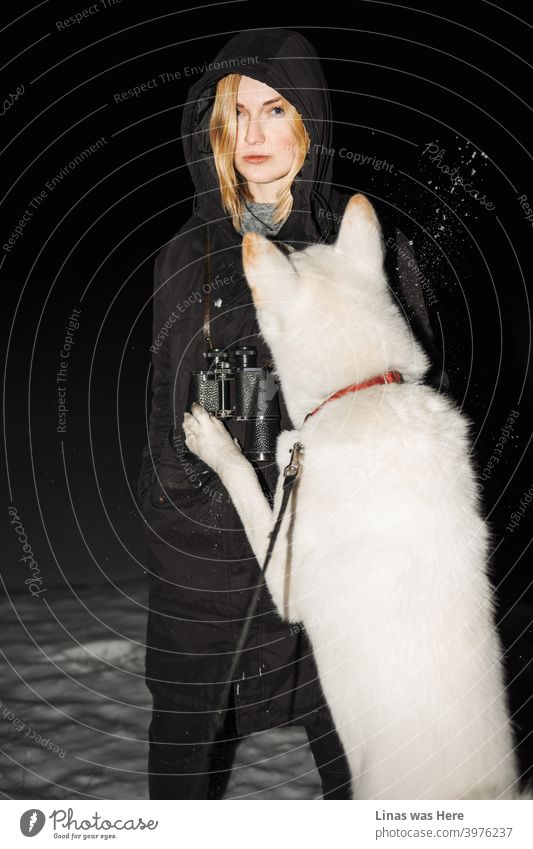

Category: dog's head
[242, 193, 430, 428]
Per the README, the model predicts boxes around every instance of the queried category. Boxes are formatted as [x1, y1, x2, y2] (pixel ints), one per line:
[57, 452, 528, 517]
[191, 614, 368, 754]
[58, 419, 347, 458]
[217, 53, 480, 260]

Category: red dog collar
[304, 370, 404, 423]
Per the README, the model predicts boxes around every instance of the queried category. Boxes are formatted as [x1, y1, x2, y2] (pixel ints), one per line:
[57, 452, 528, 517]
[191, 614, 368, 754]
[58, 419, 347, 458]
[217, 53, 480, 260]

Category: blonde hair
[209, 73, 311, 232]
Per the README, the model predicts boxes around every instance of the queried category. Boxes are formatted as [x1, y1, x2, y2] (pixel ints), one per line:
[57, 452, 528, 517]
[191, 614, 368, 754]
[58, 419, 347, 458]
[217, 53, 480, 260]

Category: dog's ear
[334, 193, 384, 272]
[242, 232, 294, 308]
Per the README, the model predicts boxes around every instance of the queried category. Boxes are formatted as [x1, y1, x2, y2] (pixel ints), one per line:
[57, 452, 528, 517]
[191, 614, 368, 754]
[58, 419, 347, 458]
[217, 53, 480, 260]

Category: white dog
[183, 194, 522, 799]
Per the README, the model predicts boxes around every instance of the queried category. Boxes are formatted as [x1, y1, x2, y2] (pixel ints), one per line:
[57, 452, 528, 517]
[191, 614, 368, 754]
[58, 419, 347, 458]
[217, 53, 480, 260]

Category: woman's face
[233, 75, 299, 202]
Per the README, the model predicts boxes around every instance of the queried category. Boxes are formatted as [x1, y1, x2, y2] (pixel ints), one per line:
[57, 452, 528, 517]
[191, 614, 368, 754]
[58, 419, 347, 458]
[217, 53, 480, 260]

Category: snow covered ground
[0, 578, 323, 800]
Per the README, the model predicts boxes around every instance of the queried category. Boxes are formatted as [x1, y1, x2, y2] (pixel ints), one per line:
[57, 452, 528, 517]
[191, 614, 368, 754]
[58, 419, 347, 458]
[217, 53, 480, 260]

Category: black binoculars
[187, 346, 281, 461]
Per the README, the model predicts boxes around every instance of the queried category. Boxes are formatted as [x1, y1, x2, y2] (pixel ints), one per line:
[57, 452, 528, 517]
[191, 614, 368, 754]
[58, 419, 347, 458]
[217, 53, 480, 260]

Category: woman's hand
[182, 402, 242, 477]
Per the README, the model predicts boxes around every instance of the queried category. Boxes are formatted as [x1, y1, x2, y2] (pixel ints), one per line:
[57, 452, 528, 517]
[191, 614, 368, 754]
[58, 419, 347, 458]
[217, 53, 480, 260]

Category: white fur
[183, 195, 524, 799]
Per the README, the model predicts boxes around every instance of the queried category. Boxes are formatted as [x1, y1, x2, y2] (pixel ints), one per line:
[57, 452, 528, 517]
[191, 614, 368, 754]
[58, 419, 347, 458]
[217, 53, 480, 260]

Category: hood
[181, 28, 336, 237]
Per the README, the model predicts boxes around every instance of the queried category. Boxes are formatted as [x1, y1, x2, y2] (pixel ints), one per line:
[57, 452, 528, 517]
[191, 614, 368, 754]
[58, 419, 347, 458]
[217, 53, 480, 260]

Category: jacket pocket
[148, 462, 215, 509]
[148, 431, 218, 510]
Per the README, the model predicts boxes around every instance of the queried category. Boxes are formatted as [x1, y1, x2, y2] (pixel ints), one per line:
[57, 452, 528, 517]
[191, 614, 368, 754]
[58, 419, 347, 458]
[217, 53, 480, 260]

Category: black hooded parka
[138, 28, 448, 737]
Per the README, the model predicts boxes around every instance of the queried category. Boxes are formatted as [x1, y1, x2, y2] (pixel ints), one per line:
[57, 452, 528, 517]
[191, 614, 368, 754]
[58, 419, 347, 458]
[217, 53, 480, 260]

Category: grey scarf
[238, 201, 287, 236]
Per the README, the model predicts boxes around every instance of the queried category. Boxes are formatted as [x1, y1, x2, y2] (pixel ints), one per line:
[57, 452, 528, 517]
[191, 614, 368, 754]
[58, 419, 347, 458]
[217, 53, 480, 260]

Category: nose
[244, 117, 265, 145]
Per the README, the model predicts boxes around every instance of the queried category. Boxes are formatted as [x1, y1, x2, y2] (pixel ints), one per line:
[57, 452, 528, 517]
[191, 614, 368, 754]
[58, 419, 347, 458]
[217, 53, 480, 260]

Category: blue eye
[236, 106, 284, 117]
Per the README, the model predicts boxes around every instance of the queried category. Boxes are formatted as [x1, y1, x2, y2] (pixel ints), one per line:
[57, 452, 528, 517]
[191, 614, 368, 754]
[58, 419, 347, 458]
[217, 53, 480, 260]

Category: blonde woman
[138, 28, 446, 800]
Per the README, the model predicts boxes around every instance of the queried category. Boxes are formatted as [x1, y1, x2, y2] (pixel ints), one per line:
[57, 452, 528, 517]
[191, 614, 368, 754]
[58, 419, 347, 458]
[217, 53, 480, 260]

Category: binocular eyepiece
[187, 346, 281, 461]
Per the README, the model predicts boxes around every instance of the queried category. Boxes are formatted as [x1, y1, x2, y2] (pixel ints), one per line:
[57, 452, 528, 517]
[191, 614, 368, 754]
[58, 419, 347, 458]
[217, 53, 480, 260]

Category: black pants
[148, 687, 352, 799]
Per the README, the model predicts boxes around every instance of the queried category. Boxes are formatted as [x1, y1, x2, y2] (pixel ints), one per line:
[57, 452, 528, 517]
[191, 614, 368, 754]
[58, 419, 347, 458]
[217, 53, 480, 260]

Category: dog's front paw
[182, 402, 241, 476]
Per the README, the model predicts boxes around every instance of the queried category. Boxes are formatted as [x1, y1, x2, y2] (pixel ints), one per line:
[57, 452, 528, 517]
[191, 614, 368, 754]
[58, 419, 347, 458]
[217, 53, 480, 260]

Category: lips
[243, 155, 270, 163]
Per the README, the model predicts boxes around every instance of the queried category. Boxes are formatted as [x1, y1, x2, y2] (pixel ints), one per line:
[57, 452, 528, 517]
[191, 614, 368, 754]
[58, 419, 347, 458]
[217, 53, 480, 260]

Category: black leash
[216, 441, 304, 721]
